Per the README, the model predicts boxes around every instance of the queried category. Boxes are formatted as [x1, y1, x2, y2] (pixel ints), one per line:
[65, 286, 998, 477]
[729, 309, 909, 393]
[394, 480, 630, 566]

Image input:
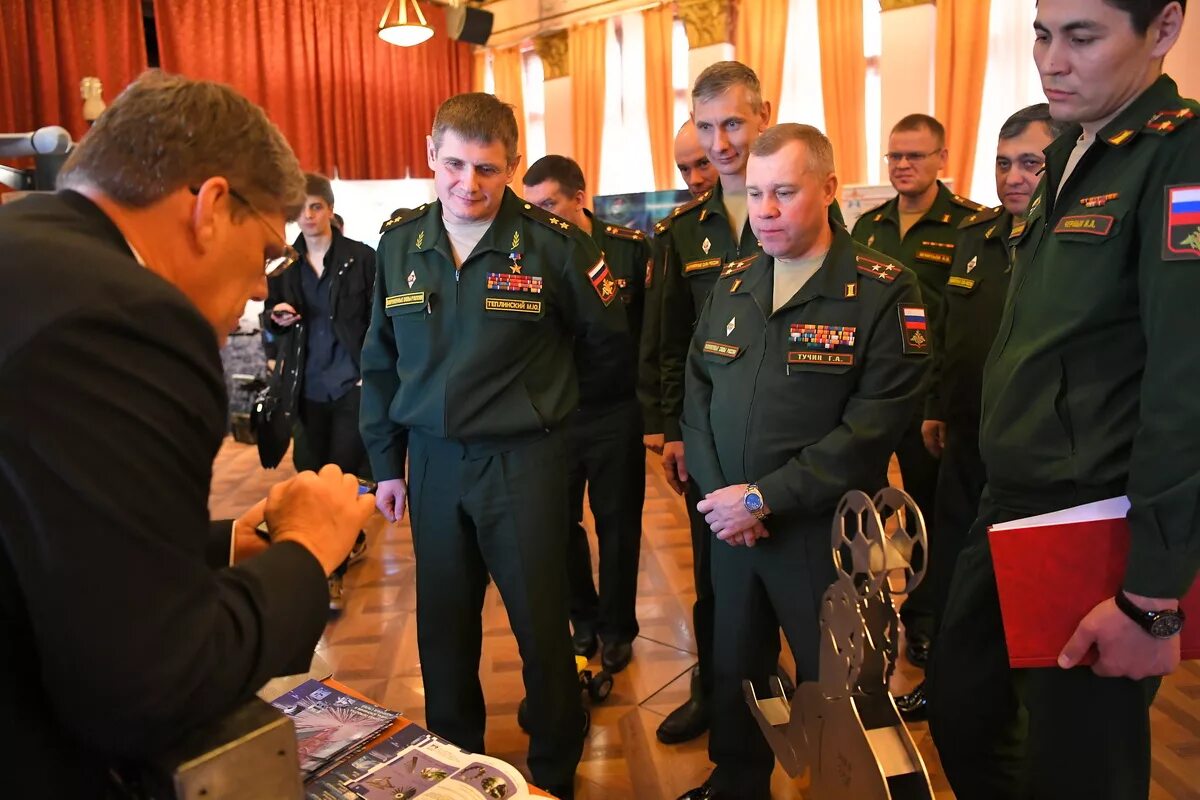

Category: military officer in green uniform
[850, 113, 985, 666]
[895, 104, 1068, 721]
[675, 124, 929, 800]
[359, 94, 632, 800]
[928, 2, 1199, 798]
[522, 155, 650, 673]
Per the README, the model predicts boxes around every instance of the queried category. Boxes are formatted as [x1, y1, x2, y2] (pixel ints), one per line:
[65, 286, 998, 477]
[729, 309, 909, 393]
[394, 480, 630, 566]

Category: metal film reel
[831, 490, 890, 598]
[871, 487, 929, 596]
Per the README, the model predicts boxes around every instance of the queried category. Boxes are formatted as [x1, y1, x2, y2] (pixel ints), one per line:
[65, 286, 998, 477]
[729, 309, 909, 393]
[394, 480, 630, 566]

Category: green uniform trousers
[407, 429, 584, 795]
[566, 397, 645, 642]
[927, 491, 1161, 800]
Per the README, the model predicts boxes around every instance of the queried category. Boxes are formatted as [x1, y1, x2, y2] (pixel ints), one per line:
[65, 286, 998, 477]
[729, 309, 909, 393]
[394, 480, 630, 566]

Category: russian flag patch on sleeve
[1165, 185, 1200, 260]
[588, 257, 618, 305]
[897, 304, 930, 355]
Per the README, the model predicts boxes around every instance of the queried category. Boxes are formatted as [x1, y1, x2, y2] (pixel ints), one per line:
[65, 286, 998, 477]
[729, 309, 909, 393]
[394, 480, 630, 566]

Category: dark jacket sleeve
[0, 301, 328, 760]
[359, 234, 408, 481]
[756, 275, 930, 516]
[563, 232, 636, 406]
[637, 237, 666, 435]
[679, 291, 726, 495]
[658, 230, 694, 442]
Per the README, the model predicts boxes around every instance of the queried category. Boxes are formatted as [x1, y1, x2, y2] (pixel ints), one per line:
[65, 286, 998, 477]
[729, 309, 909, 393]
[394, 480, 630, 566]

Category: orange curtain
[569, 20, 607, 192]
[473, 49, 489, 93]
[643, 4, 676, 190]
[491, 45, 528, 188]
[734, 0, 788, 125]
[816, 0, 867, 185]
[935, 0, 992, 198]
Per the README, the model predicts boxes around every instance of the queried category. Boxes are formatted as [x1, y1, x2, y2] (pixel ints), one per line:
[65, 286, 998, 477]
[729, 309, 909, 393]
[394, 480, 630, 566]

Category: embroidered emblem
[487, 272, 543, 293]
[1106, 129, 1136, 146]
[726, 317, 736, 336]
[511, 231, 520, 249]
[407, 270, 416, 288]
[1165, 185, 1200, 260]
[845, 282, 857, 298]
[385, 292, 425, 308]
[730, 278, 743, 293]
[1028, 195, 1043, 214]
[703, 341, 740, 358]
[985, 225, 997, 239]
[790, 323, 856, 349]
[485, 297, 542, 314]
[415, 230, 425, 249]
[966, 256, 977, 274]
[702, 237, 712, 254]
[898, 304, 930, 355]
[1080, 192, 1119, 208]
[1054, 214, 1115, 236]
[588, 258, 617, 305]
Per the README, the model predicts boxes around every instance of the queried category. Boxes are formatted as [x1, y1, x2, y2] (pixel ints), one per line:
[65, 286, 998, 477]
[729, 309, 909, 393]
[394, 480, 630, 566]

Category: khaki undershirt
[899, 208, 927, 239]
[443, 216, 492, 267]
[723, 191, 749, 242]
[772, 250, 828, 313]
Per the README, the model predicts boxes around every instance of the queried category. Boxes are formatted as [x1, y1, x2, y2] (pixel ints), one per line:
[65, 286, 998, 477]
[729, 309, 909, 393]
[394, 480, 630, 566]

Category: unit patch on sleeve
[1164, 185, 1200, 260]
[897, 304, 930, 355]
[588, 258, 618, 305]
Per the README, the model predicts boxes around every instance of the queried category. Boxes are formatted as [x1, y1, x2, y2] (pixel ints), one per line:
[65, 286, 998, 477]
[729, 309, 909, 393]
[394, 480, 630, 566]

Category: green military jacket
[851, 180, 984, 332]
[587, 209, 651, 359]
[359, 188, 633, 481]
[926, 205, 1014, 427]
[680, 225, 929, 518]
[980, 75, 1200, 598]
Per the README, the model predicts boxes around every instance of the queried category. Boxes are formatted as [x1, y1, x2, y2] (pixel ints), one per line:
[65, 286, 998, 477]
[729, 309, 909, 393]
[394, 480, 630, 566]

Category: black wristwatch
[1114, 591, 1185, 639]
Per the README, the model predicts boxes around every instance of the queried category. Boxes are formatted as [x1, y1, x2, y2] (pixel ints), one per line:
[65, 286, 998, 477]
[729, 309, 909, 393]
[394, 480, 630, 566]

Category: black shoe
[572, 621, 598, 659]
[906, 632, 932, 668]
[676, 784, 715, 800]
[656, 667, 710, 744]
[601, 639, 633, 673]
[895, 680, 928, 722]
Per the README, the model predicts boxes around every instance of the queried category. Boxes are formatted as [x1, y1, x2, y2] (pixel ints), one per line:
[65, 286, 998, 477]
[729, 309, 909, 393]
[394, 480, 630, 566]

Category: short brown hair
[750, 124, 836, 176]
[432, 92, 520, 164]
[892, 113, 946, 148]
[58, 70, 304, 219]
[522, 155, 586, 196]
[692, 61, 763, 113]
[305, 173, 335, 207]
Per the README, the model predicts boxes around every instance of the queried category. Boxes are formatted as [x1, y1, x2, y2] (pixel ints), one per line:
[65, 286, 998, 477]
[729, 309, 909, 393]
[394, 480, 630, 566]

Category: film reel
[831, 490, 890, 598]
[871, 487, 928, 596]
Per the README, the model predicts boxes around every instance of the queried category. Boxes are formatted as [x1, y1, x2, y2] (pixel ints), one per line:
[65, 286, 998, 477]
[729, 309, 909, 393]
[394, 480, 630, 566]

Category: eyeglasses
[884, 150, 940, 166]
[189, 184, 299, 277]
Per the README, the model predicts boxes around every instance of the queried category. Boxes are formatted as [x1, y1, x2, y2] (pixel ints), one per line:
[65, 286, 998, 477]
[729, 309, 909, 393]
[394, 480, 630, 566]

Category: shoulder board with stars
[379, 203, 430, 234]
[653, 190, 711, 234]
[958, 205, 1004, 230]
[1142, 106, 1197, 136]
[951, 194, 987, 212]
[519, 201, 574, 234]
[720, 253, 759, 278]
[602, 222, 647, 242]
[855, 254, 903, 283]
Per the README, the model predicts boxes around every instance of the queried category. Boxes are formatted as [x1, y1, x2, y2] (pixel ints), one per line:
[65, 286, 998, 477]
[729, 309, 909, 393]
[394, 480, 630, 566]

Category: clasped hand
[697, 484, 769, 548]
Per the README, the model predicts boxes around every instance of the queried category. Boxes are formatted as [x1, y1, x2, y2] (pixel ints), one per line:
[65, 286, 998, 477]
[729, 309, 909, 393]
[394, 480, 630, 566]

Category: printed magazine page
[268, 679, 398, 778]
[347, 732, 530, 799]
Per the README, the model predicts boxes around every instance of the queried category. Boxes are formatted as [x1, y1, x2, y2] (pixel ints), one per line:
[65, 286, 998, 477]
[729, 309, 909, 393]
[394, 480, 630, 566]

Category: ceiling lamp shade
[378, 0, 435, 47]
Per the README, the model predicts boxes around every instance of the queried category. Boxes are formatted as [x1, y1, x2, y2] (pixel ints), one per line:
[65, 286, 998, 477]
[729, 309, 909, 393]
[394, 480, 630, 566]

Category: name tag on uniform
[685, 258, 723, 274]
[915, 249, 953, 265]
[947, 276, 977, 289]
[787, 351, 854, 367]
[385, 291, 425, 308]
[1054, 214, 1115, 236]
[484, 297, 542, 314]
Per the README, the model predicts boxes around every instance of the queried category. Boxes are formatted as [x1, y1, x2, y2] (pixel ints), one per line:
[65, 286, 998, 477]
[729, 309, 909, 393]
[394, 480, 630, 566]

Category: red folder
[987, 497, 1200, 668]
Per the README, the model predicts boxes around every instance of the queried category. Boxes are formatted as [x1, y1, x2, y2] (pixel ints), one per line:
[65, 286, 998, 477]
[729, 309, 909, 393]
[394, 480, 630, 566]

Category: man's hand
[232, 498, 270, 563]
[375, 478, 408, 523]
[662, 441, 689, 495]
[643, 433, 665, 455]
[266, 464, 376, 575]
[1058, 593, 1181, 679]
[698, 484, 768, 545]
[921, 420, 946, 458]
[271, 302, 301, 327]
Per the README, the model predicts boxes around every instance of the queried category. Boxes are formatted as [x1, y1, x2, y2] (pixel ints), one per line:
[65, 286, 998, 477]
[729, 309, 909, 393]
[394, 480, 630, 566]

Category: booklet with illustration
[268, 679, 399, 779]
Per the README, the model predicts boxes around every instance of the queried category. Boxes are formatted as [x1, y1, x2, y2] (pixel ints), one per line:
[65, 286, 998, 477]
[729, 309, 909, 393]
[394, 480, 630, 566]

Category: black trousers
[565, 398, 645, 642]
[928, 423, 987, 631]
[295, 385, 368, 477]
[686, 478, 716, 697]
[895, 414, 940, 639]
[707, 518, 837, 799]
[927, 491, 1160, 800]
[407, 429, 584, 796]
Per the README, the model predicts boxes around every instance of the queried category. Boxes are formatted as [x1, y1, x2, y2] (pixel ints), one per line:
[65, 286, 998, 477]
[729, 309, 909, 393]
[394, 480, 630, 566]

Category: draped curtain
[568, 21, 607, 192]
[643, 4, 676, 191]
[154, 0, 473, 179]
[815, 0, 867, 185]
[935, 0, 992, 198]
[734, 0, 788, 125]
[473, 49, 489, 93]
[491, 46, 528, 188]
[0, 0, 147, 146]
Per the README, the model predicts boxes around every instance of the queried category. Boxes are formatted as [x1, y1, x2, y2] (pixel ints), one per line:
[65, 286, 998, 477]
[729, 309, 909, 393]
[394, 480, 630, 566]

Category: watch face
[745, 492, 763, 512]
[1150, 613, 1183, 639]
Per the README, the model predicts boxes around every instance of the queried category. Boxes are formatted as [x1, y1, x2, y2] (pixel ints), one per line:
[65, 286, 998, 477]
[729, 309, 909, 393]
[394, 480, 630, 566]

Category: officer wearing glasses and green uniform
[359, 93, 633, 800]
[850, 114, 984, 667]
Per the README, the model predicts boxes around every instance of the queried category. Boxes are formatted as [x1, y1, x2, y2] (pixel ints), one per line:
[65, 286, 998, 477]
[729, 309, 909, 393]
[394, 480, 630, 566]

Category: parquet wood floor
[209, 439, 1200, 799]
